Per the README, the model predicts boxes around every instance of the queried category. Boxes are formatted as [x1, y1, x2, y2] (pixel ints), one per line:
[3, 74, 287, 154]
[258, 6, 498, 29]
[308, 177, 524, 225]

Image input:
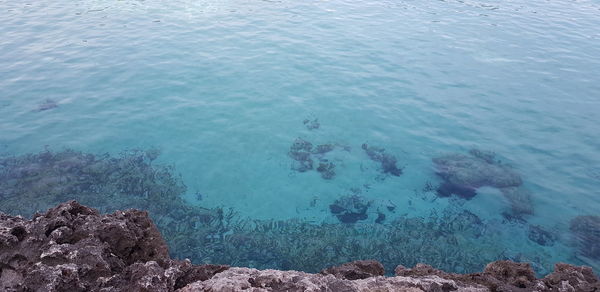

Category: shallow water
[1, 0, 599, 274]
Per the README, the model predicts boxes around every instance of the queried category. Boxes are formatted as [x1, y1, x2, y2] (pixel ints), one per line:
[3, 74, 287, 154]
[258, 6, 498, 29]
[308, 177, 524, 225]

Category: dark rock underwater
[1, 201, 599, 291]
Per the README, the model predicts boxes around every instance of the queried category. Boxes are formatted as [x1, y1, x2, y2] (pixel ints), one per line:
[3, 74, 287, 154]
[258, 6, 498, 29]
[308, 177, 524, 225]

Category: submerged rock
[375, 211, 386, 224]
[570, 215, 600, 261]
[433, 151, 522, 189]
[312, 143, 335, 155]
[289, 138, 314, 172]
[528, 225, 557, 247]
[432, 150, 534, 217]
[317, 161, 336, 179]
[329, 195, 371, 223]
[361, 143, 403, 176]
[303, 118, 320, 130]
[288, 138, 339, 179]
[436, 181, 478, 199]
[36, 99, 58, 112]
[500, 187, 534, 216]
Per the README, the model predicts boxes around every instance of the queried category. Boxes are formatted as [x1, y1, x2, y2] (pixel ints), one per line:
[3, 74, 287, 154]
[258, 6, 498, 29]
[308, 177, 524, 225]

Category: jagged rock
[542, 263, 600, 291]
[0, 201, 228, 291]
[179, 267, 468, 292]
[320, 260, 385, 280]
[481, 260, 538, 290]
[396, 261, 599, 292]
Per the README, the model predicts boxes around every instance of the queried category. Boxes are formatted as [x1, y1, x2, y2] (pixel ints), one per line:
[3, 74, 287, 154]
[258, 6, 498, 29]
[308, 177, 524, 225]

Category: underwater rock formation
[570, 215, 600, 261]
[288, 138, 314, 172]
[361, 143, 403, 176]
[433, 150, 522, 189]
[329, 194, 372, 223]
[316, 161, 336, 180]
[35, 99, 58, 112]
[311, 143, 335, 155]
[288, 138, 337, 179]
[528, 225, 557, 247]
[2, 201, 599, 291]
[303, 118, 320, 130]
[432, 149, 534, 217]
[436, 182, 477, 199]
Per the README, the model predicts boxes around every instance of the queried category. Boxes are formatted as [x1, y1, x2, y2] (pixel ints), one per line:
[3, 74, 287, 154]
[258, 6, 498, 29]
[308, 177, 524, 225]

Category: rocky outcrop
[1, 201, 598, 292]
[0, 201, 227, 291]
[320, 260, 385, 280]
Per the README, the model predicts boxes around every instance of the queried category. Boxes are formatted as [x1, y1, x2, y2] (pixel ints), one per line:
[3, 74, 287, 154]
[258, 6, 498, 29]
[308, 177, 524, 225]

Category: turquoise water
[1, 0, 600, 274]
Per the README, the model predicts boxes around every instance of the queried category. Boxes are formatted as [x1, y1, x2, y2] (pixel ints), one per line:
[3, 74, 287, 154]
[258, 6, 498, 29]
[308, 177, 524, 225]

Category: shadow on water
[0, 148, 598, 276]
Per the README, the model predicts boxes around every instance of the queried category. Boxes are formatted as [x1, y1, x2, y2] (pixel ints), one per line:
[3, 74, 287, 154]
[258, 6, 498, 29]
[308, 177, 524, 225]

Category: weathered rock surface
[0, 201, 227, 291]
[1, 201, 598, 292]
[320, 260, 385, 280]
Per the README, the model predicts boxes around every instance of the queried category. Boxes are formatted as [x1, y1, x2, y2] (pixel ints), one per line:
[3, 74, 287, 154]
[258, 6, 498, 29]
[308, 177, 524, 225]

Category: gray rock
[320, 260, 385, 280]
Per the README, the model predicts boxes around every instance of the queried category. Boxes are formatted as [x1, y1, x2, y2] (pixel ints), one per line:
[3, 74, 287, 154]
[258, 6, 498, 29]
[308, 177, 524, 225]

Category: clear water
[1, 0, 600, 274]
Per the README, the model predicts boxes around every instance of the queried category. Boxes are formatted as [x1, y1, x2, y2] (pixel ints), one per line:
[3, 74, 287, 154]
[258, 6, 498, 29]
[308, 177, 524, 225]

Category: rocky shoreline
[0, 201, 597, 291]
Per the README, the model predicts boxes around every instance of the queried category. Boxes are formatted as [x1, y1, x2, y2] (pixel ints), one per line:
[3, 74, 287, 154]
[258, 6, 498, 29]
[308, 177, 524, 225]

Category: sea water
[1, 0, 599, 275]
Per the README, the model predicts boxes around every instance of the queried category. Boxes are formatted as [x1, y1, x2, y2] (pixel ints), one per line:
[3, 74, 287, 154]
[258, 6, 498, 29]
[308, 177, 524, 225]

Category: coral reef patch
[1, 201, 599, 291]
[432, 149, 534, 217]
[289, 138, 315, 172]
[329, 194, 372, 223]
[303, 118, 320, 130]
[362, 143, 403, 176]
[288, 138, 338, 179]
